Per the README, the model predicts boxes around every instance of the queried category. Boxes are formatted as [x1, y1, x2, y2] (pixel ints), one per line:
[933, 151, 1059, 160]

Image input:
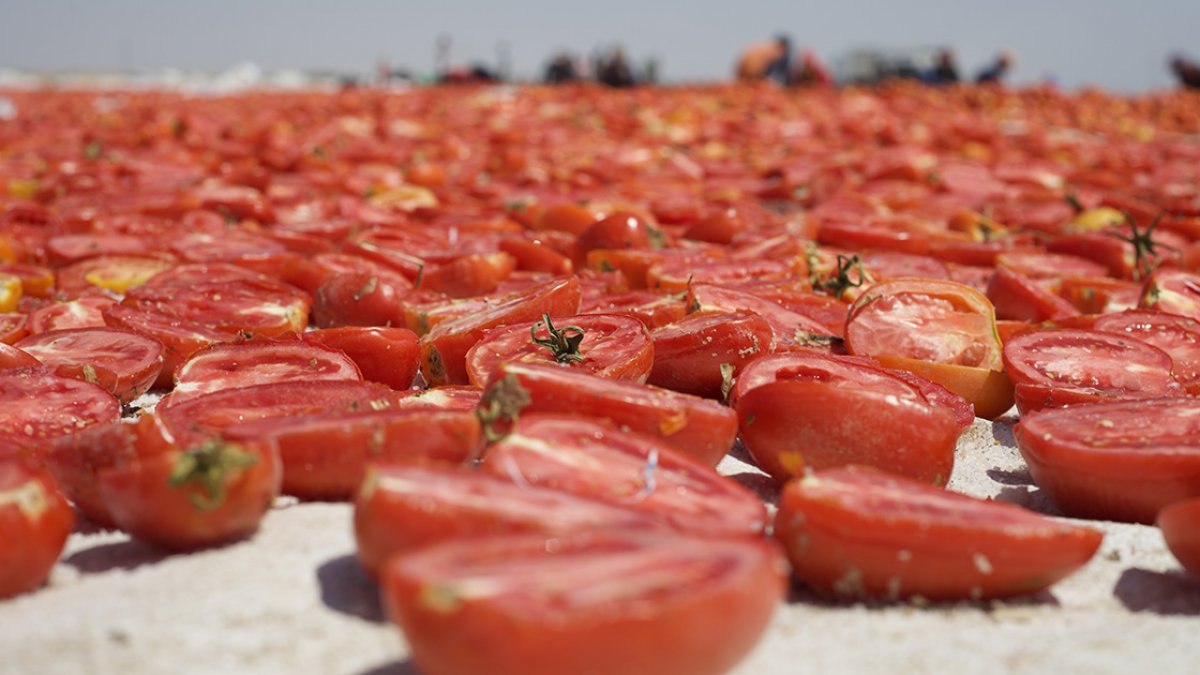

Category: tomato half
[0, 459, 74, 599]
[302, 326, 420, 391]
[1014, 398, 1200, 523]
[774, 465, 1102, 601]
[1157, 497, 1200, 578]
[0, 369, 119, 450]
[169, 340, 362, 405]
[648, 310, 773, 399]
[380, 531, 785, 675]
[1092, 310, 1200, 394]
[16, 327, 164, 403]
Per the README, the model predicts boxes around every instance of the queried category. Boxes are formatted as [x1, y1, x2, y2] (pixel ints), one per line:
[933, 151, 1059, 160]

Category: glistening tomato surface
[1014, 398, 1200, 523]
[169, 340, 362, 405]
[647, 310, 773, 399]
[380, 531, 785, 675]
[1092, 310, 1200, 394]
[0, 459, 74, 599]
[1157, 497, 1200, 578]
[302, 326, 420, 391]
[16, 327, 165, 403]
[0, 369, 119, 449]
[774, 465, 1103, 600]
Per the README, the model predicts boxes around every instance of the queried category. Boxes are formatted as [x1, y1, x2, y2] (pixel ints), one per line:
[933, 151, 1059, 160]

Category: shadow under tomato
[316, 554, 386, 624]
[726, 471, 781, 506]
[785, 578, 1059, 609]
[352, 659, 421, 675]
[985, 466, 1034, 486]
[989, 421, 1017, 447]
[1113, 568, 1200, 616]
[63, 538, 169, 574]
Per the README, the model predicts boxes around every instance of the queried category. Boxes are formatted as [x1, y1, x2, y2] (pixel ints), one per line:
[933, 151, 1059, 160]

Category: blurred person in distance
[792, 49, 833, 87]
[596, 46, 636, 88]
[1170, 53, 1200, 89]
[545, 51, 581, 84]
[923, 48, 960, 85]
[736, 34, 792, 85]
[975, 50, 1015, 84]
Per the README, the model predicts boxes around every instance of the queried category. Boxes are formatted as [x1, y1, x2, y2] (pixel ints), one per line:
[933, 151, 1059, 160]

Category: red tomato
[1002, 328, 1185, 414]
[380, 531, 785, 675]
[55, 255, 174, 297]
[97, 414, 281, 551]
[774, 465, 1102, 601]
[0, 313, 27, 344]
[419, 252, 517, 298]
[0, 369, 119, 450]
[478, 361, 737, 466]
[101, 303, 237, 388]
[579, 290, 688, 330]
[686, 282, 837, 343]
[1140, 267, 1200, 320]
[0, 459, 74, 599]
[312, 270, 412, 329]
[1092, 310, 1200, 394]
[47, 420, 139, 527]
[737, 379, 958, 485]
[534, 202, 598, 235]
[169, 340, 361, 406]
[0, 263, 54, 298]
[482, 414, 768, 537]
[465, 313, 652, 387]
[354, 464, 663, 578]
[986, 265, 1081, 323]
[1157, 497, 1200, 578]
[648, 311, 773, 399]
[420, 276, 582, 386]
[26, 296, 115, 334]
[395, 386, 484, 412]
[16, 327, 164, 403]
[225, 408, 480, 500]
[682, 208, 749, 245]
[0, 343, 39, 370]
[1014, 398, 1200, 523]
[573, 210, 662, 265]
[302, 326, 420, 391]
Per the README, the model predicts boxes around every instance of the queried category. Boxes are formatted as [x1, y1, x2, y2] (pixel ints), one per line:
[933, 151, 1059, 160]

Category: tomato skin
[27, 296, 116, 334]
[0, 343, 40, 371]
[0, 459, 74, 599]
[1158, 497, 1200, 578]
[303, 326, 420, 391]
[380, 531, 785, 675]
[1092, 310, 1200, 394]
[420, 252, 517, 298]
[98, 417, 282, 551]
[169, 340, 362, 406]
[483, 414, 768, 537]
[16, 327, 165, 403]
[986, 265, 1081, 323]
[312, 271, 411, 329]
[737, 380, 957, 485]
[354, 464, 663, 578]
[0, 313, 28, 345]
[648, 311, 773, 399]
[1140, 268, 1200, 321]
[1014, 398, 1200, 523]
[465, 313, 653, 387]
[871, 354, 1014, 420]
[0, 369, 120, 448]
[101, 303, 235, 388]
[572, 210, 660, 265]
[226, 409, 480, 501]
[773, 466, 1103, 601]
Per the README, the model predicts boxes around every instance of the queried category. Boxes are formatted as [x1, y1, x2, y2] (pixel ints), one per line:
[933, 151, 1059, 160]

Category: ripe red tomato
[354, 464, 663, 578]
[312, 270, 412, 329]
[1092, 310, 1200, 394]
[0, 313, 27, 344]
[465, 313, 652, 387]
[16, 327, 164, 403]
[380, 531, 785, 675]
[482, 414, 767, 536]
[0, 343, 39, 371]
[774, 465, 1103, 601]
[648, 310, 773, 398]
[0, 458, 74, 599]
[169, 340, 362, 405]
[1157, 497, 1200, 578]
[26, 296, 116, 334]
[302, 326, 420, 391]
[1014, 398, 1200, 523]
[0, 369, 119, 450]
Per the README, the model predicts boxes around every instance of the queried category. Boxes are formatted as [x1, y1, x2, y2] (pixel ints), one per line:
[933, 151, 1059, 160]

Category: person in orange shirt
[736, 35, 792, 84]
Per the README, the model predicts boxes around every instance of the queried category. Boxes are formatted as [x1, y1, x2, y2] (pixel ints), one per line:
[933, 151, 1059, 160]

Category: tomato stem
[169, 440, 259, 511]
[476, 374, 532, 442]
[813, 254, 868, 298]
[530, 313, 587, 363]
[1108, 211, 1173, 282]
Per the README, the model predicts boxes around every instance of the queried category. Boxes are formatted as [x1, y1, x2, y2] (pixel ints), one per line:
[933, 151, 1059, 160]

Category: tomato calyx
[792, 330, 844, 349]
[1108, 211, 1173, 282]
[530, 313, 587, 364]
[168, 439, 260, 511]
[719, 363, 736, 402]
[812, 254, 868, 298]
[476, 374, 533, 442]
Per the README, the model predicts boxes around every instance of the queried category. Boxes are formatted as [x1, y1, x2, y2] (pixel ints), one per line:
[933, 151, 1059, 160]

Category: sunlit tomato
[354, 464, 662, 578]
[478, 361, 737, 466]
[55, 255, 174, 297]
[302, 326, 420, 391]
[0, 313, 27, 344]
[312, 270, 412, 329]
[0, 273, 19, 313]
[98, 414, 281, 550]
[169, 340, 362, 405]
[418, 252, 517, 299]
[0, 459, 74, 599]
[395, 386, 483, 412]
[737, 379, 958, 485]
[1157, 497, 1200, 578]
[579, 290, 688, 330]
[465, 313, 652, 387]
[101, 304, 236, 388]
[45, 233, 153, 266]
[648, 311, 773, 399]
[0, 343, 39, 371]
[26, 296, 115, 334]
[1092, 310, 1200, 394]
[380, 531, 785, 675]
[1014, 398, 1200, 523]
[573, 210, 663, 265]
[420, 276, 582, 386]
[0, 263, 53, 298]
[1139, 267, 1200, 320]
[682, 208, 749, 245]
[1002, 328, 1185, 414]
[482, 414, 767, 536]
[0, 369, 119, 450]
[16, 327, 164, 403]
[774, 465, 1102, 601]
[534, 202, 598, 235]
[986, 265, 1081, 323]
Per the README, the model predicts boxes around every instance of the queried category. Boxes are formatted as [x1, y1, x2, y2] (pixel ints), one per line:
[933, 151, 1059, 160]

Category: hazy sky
[1, 1, 1197, 91]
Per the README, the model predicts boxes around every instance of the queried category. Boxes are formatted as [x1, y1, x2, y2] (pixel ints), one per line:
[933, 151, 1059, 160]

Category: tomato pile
[2, 82, 1200, 672]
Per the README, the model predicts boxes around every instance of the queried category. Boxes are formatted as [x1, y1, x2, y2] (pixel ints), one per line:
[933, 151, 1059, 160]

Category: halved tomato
[0, 369, 119, 450]
[774, 465, 1102, 601]
[0, 458, 74, 598]
[16, 327, 164, 403]
[1092, 310, 1200, 394]
[303, 326, 420, 391]
[1158, 497, 1200, 578]
[169, 340, 361, 406]
[381, 530, 785, 675]
[648, 311, 773, 399]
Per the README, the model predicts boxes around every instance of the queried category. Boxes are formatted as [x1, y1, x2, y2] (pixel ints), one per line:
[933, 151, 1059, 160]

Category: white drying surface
[2, 416, 1199, 675]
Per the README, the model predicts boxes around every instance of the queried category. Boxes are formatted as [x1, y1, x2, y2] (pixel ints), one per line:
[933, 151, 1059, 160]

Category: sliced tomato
[0, 369, 119, 449]
[419, 252, 517, 298]
[0, 263, 54, 298]
[482, 414, 767, 537]
[47, 420, 140, 527]
[302, 326, 420, 391]
[871, 354, 1014, 420]
[1158, 497, 1200, 578]
[774, 465, 1102, 601]
[0, 313, 27, 344]
[648, 311, 773, 399]
[686, 282, 838, 344]
[55, 254, 174, 297]
[420, 276, 582, 386]
[1014, 398, 1200, 523]
[395, 386, 483, 412]
[737, 379, 958, 485]
[579, 290, 688, 330]
[354, 464, 663, 578]
[1092, 310, 1200, 394]
[381, 531, 785, 675]
[98, 414, 281, 550]
[1002, 328, 1185, 414]
[478, 361, 737, 466]
[225, 408, 480, 500]
[0, 459, 74, 599]
[169, 340, 361, 406]
[986, 265, 1081, 323]
[465, 313, 652, 387]
[101, 304, 237, 388]
[1140, 267, 1200, 321]
[0, 343, 39, 371]
[16, 327, 164, 403]
[26, 296, 115, 334]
